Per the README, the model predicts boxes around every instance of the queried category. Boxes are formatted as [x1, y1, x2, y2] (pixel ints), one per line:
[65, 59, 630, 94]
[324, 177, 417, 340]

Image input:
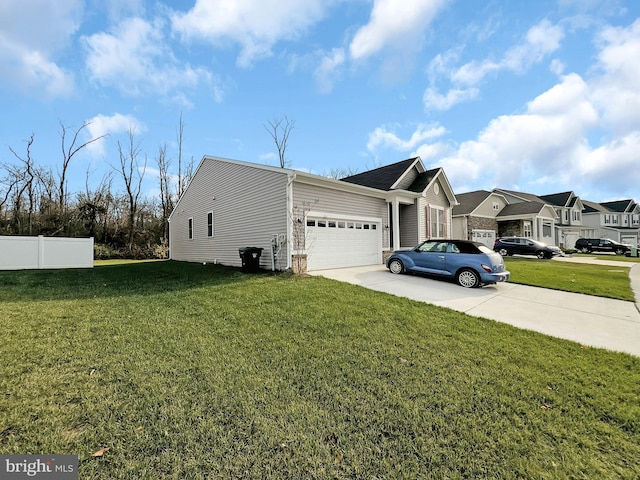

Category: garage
[305, 216, 382, 270]
[471, 229, 496, 248]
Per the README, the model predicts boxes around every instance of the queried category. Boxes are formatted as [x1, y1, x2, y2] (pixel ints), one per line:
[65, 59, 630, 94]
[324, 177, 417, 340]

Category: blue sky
[1, 0, 639, 203]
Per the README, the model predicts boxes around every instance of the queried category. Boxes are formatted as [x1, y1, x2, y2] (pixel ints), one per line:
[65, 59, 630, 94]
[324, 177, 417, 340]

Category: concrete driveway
[309, 259, 640, 357]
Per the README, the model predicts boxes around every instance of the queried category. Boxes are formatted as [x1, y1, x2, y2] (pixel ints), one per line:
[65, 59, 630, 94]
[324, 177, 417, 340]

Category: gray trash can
[631, 246, 638, 258]
[239, 247, 263, 272]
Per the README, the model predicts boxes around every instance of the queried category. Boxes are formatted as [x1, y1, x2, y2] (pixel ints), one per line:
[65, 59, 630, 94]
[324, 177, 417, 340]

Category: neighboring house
[538, 191, 592, 249]
[452, 188, 558, 247]
[582, 199, 640, 247]
[169, 156, 457, 272]
[451, 190, 508, 247]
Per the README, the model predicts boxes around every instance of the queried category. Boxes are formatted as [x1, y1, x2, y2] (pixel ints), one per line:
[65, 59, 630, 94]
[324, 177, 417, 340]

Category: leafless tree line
[0, 117, 193, 259]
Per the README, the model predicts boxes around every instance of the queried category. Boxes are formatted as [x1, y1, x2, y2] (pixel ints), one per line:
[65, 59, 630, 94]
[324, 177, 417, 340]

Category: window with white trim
[429, 207, 445, 238]
[523, 221, 532, 237]
[207, 211, 214, 237]
[188, 217, 193, 239]
[492, 202, 500, 211]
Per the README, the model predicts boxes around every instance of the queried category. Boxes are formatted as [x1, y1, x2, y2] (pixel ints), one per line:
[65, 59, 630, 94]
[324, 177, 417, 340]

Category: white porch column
[392, 199, 401, 250]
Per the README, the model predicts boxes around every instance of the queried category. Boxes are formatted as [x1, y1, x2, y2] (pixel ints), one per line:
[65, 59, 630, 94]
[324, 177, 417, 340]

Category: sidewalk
[554, 255, 640, 314]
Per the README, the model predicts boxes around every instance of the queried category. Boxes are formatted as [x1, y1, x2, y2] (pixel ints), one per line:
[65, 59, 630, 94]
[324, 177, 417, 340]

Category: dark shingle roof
[497, 201, 546, 216]
[406, 168, 441, 193]
[601, 199, 633, 212]
[539, 191, 573, 207]
[340, 157, 418, 190]
[582, 200, 609, 213]
[452, 190, 493, 215]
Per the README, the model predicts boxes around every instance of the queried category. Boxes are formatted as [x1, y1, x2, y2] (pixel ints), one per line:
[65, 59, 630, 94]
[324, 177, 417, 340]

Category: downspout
[286, 172, 297, 270]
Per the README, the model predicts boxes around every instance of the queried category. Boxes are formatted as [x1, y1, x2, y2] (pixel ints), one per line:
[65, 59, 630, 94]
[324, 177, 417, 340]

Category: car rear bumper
[481, 271, 510, 284]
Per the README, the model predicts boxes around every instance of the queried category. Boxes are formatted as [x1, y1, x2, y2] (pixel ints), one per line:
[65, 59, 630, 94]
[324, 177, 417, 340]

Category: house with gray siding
[169, 155, 457, 272]
[581, 199, 640, 247]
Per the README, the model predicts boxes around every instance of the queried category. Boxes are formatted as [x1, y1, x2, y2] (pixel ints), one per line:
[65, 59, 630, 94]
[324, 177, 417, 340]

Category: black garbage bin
[238, 247, 263, 272]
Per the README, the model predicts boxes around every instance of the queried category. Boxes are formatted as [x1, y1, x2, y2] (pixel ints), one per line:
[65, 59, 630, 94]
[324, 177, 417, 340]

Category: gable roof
[582, 199, 610, 213]
[497, 201, 548, 217]
[493, 188, 545, 203]
[406, 168, 441, 193]
[539, 191, 573, 207]
[601, 199, 635, 212]
[340, 157, 419, 190]
[452, 190, 493, 215]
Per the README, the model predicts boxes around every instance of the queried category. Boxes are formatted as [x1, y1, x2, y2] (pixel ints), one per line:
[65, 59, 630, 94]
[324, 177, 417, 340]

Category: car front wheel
[457, 268, 480, 288]
[536, 251, 547, 259]
[615, 248, 625, 255]
[388, 258, 404, 274]
[498, 248, 509, 256]
[580, 247, 590, 253]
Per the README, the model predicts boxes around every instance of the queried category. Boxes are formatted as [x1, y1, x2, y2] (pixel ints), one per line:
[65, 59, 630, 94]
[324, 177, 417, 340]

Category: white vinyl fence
[0, 236, 93, 270]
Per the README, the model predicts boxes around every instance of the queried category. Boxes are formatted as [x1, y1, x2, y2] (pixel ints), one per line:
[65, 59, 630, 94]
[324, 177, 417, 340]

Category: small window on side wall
[188, 218, 193, 239]
[207, 212, 214, 237]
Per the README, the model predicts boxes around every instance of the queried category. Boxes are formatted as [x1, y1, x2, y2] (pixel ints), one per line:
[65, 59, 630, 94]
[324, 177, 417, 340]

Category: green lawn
[504, 257, 634, 301]
[1, 261, 639, 479]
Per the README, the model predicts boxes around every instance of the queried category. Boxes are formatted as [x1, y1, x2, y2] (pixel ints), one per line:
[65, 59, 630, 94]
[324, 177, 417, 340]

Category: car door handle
[439, 255, 445, 259]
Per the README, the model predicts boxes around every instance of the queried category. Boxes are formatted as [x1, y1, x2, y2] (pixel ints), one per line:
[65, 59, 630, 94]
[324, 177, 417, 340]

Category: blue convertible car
[386, 239, 510, 288]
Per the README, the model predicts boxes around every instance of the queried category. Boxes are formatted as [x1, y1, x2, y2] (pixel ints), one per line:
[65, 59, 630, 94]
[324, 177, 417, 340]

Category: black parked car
[494, 237, 562, 259]
[574, 238, 631, 255]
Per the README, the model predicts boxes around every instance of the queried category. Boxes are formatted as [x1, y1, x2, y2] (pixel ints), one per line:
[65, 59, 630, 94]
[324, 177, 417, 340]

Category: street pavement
[309, 255, 640, 357]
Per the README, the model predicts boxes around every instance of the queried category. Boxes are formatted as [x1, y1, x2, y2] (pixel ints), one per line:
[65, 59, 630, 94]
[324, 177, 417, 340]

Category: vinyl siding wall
[394, 167, 419, 190]
[399, 203, 418, 247]
[169, 159, 289, 269]
[421, 179, 452, 240]
[293, 181, 389, 248]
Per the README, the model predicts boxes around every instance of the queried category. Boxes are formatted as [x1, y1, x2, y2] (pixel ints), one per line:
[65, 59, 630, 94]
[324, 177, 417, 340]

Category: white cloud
[367, 123, 447, 154]
[171, 0, 330, 68]
[589, 19, 640, 134]
[502, 19, 565, 73]
[83, 17, 213, 98]
[426, 19, 565, 111]
[85, 113, 145, 157]
[581, 132, 640, 195]
[435, 73, 597, 190]
[0, 0, 81, 97]
[423, 86, 479, 111]
[349, 0, 449, 61]
[313, 48, 346, 94]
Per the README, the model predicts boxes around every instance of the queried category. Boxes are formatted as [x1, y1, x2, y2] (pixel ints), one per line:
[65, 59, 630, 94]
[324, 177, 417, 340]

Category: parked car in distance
[386, 239, 510, 288]
[493, 237, 562, 259]
[574, 238, 631, 255]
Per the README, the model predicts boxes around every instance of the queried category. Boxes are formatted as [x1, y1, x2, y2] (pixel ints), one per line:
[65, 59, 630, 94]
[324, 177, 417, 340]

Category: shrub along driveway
[310, 260, 640, 357]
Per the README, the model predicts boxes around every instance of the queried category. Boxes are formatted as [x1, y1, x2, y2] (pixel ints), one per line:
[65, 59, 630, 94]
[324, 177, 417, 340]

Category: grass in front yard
[1, 262, 639, 478]
[504, 257, 634, 301]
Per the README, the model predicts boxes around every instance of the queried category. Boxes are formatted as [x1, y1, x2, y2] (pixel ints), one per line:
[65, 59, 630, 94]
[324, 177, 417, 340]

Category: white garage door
[471, 229, 496, 248]
[306, 217, 381, 271]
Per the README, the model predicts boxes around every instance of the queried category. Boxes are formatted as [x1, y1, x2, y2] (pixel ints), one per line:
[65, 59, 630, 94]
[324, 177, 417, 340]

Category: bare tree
[8, 134, 38, 234]
[324, 167, 359, 179]
[290, 200, 317, 275]
[156, 143, 173, 244]
[115, 128, 146, 254]
[264, 115, 295, 168]
[58, 120, 107, 212]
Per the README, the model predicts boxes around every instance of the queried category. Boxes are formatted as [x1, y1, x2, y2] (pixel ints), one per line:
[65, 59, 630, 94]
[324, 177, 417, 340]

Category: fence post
[38, 235, 44, 269]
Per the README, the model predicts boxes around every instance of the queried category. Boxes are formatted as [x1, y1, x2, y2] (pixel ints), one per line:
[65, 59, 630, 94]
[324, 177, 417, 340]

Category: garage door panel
[306, 218, 381, 270]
